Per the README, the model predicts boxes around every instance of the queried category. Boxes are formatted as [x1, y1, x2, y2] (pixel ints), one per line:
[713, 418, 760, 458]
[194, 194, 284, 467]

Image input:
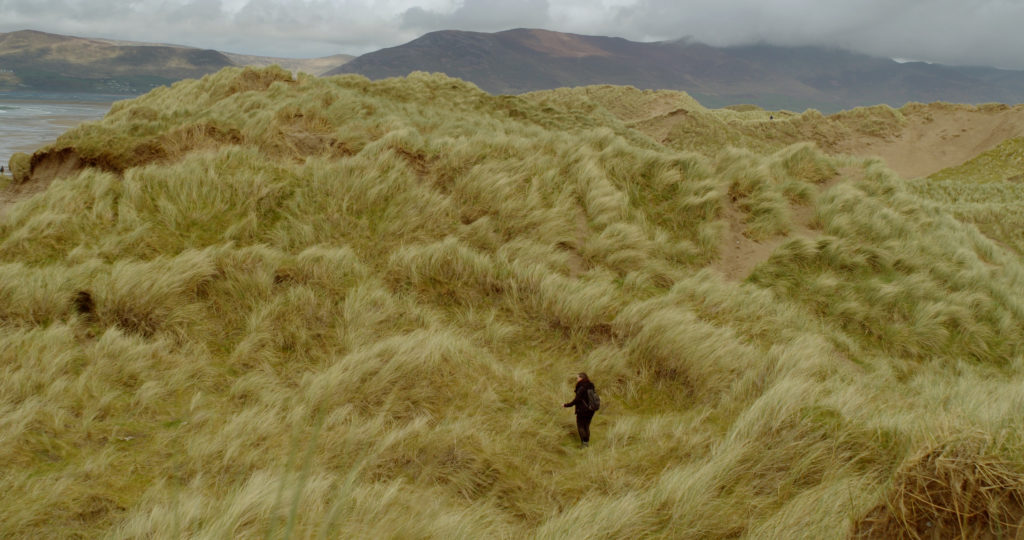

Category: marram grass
[2, 67, 1024, 538]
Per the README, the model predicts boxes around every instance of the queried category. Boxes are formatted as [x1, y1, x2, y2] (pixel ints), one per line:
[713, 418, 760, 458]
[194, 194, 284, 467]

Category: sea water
[0, 97, 113, 168]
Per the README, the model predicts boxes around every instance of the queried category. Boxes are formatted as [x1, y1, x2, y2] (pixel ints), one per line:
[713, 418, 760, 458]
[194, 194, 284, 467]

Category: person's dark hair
[577, 372, 590, 383]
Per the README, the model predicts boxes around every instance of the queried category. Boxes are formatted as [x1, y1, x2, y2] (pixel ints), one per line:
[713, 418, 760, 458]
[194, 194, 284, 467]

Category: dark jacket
[564, 380, 596, 415]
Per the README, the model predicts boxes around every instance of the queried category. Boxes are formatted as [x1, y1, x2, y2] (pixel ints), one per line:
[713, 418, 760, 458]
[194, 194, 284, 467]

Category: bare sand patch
[612, 95, 1024, 181]
[712, 165, 861, 281]
[834, 104, 1024, 179]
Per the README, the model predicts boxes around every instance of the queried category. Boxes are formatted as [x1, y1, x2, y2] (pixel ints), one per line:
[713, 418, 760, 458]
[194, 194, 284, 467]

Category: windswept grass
[526, 85, 914, 160]
[907, 176, 1024, 255]
[930, 136, 1024, 184]
[2, 67, 1024, 538]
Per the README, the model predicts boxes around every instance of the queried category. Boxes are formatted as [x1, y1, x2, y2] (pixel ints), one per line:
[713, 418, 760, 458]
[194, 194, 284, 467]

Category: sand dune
[835, 103, 1024, 178]
[221, 52, 353, 76]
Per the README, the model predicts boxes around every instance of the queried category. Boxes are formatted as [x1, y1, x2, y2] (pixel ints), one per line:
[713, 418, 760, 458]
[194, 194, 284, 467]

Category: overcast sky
[1, 0, 1022, 69]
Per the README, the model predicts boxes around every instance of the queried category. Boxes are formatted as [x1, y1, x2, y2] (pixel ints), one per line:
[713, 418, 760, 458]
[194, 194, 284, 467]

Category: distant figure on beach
[563, 372, 599, 448]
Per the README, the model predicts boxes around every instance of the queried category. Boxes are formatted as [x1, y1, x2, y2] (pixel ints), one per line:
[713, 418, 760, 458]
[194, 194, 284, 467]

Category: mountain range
[5, 27, 1024, 111]
[331, 28, 1024, 111]
[0, 30, 351, 94]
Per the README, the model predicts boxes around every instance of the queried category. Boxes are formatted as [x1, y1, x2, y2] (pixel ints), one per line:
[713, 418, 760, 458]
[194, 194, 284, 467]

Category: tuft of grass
[853, 433, 1024, 538]
[9, 152, 31, 184]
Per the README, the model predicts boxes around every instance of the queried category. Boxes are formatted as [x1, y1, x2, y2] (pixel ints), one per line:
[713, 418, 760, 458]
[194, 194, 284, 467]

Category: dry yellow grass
[1, 67, 1024, 538]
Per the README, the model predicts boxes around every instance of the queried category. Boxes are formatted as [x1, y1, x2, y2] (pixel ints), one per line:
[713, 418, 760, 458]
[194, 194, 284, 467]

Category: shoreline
[0, 98, 111, 166]
[0, 91, 133, 105]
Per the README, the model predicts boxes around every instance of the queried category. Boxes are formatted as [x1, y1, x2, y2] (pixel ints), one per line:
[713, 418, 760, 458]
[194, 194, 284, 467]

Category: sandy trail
[712, 166, 859, 281]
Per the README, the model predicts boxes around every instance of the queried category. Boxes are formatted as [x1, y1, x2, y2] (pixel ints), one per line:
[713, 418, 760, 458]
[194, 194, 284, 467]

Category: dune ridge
[1, 67, 1024, 538]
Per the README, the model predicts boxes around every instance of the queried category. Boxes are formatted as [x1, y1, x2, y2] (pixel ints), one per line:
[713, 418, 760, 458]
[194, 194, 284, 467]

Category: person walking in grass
[564, 372, 599, 448]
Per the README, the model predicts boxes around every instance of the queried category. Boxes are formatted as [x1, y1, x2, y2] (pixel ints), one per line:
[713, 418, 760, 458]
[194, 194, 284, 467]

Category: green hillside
[0, 30, 234, 94]
[2, 67, 1024, 538]
[0, 30, 351, 94]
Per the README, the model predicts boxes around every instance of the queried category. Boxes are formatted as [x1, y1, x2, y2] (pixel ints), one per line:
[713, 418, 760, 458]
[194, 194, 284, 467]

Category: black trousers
[576, 411, 595, 443]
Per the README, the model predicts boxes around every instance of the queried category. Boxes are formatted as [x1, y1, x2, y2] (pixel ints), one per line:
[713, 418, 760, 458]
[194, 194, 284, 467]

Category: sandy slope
[832, 105, 1024, 179]
[222, 53, 353, 76]
[604, 91, 1024, 180]
[711, 166, 858, 281]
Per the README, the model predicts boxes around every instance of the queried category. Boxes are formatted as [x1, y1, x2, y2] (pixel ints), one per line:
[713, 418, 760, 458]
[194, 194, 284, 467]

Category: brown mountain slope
[335, 28, 1024, 112]
[0, 29, 233, 93]
[332, 28, 823, 105]
[0, 30, 352, 93]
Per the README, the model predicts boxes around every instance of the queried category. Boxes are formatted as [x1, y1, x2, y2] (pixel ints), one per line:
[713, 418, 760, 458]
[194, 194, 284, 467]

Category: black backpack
[585, 387, 601, 412]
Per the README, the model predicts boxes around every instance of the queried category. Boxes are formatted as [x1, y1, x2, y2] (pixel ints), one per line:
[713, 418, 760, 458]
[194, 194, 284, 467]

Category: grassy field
[2, 67, 1024, 538]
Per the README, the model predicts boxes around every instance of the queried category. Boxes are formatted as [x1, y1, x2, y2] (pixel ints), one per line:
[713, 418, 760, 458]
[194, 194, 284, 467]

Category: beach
[0, 98, 111, 168]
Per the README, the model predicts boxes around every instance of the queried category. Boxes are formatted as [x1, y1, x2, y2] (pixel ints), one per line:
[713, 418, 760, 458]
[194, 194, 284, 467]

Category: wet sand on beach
[0, 100, 111, 167]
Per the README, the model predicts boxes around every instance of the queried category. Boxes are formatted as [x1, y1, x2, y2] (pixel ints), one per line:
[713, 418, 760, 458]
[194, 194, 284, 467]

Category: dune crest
[3, 67, 1024, 538]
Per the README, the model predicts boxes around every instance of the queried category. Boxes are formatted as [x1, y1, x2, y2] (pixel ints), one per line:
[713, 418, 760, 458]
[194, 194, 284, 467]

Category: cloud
[401, 0, 551, 34]
[0, 0, 1023, 69]
[0, 0, 428, 56]
[596, 0, 1024, 69]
